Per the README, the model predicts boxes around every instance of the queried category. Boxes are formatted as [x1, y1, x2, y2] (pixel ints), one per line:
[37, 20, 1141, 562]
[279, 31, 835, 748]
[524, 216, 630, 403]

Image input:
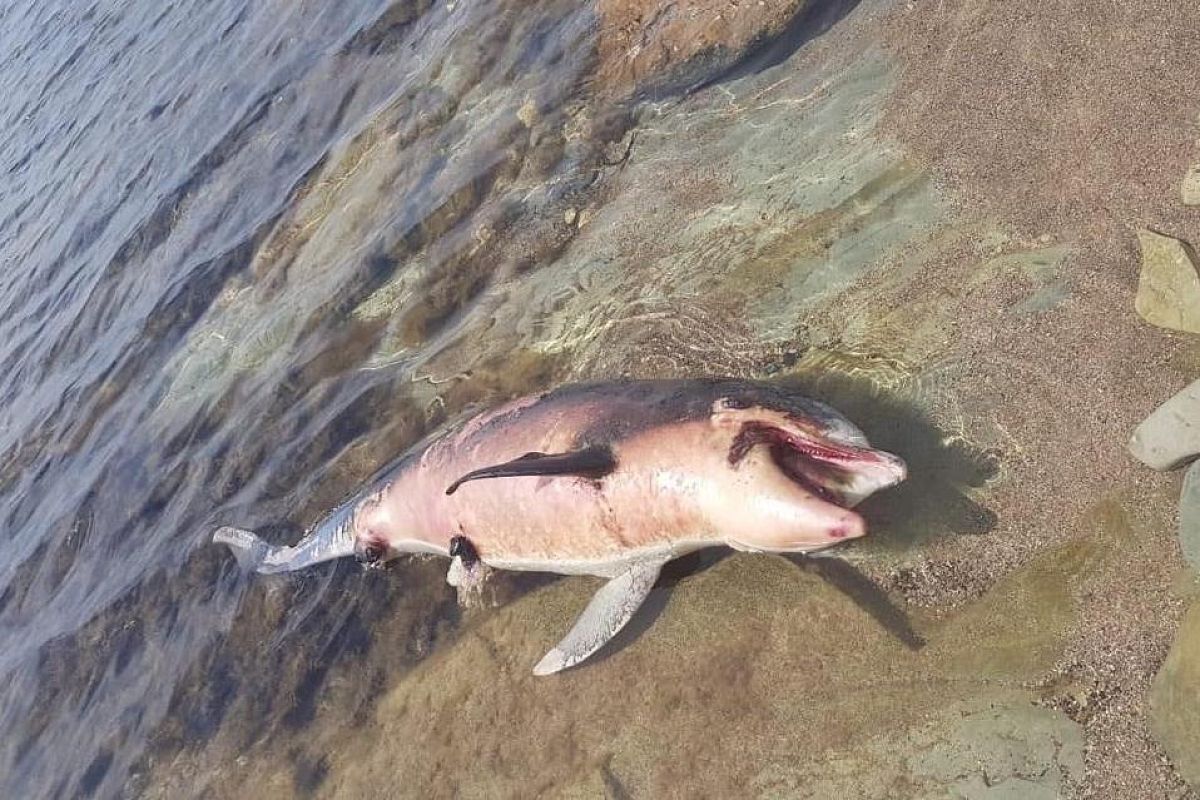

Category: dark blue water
[0, 1, 607, 795]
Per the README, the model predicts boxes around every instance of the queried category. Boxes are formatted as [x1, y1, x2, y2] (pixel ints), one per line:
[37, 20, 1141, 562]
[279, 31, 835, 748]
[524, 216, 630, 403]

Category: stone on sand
[1183, 164, 1200, 206]
[1180, 460, 1200, 573]
[1150, 601, 1200, 790]
[1129, 378, 1200, 470]
[1134, 229, 1200, 334]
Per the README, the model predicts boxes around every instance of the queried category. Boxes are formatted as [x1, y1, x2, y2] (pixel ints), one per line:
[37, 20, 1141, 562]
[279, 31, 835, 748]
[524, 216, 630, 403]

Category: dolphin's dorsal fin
[445, 445, 616, 495]
[533, 557, 666, 676]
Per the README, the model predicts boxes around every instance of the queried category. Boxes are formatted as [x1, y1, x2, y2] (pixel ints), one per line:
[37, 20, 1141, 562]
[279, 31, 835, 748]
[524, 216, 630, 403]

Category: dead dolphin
[214, 378, 906, 674]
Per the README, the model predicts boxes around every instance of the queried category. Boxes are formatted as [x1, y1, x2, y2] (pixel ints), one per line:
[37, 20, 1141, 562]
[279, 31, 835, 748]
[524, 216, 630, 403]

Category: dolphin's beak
[733, 420, 907, 509]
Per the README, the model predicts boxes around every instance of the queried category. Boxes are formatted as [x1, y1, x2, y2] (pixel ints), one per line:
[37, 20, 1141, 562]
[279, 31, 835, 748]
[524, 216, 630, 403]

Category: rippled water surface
[5, 0, 1195, 797]
[0, 2, 616, 794]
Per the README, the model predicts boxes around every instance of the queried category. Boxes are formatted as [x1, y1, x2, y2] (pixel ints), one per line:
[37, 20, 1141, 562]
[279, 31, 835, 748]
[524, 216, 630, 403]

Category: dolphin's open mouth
[729, 422, 907, 508]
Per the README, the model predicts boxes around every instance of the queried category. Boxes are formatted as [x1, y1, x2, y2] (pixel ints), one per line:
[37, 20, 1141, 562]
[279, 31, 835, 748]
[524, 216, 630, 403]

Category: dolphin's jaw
[729, 420, 907, 511]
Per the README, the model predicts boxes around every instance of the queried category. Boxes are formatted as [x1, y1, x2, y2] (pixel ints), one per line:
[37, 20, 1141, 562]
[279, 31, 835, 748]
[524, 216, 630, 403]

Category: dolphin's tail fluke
[213, 526, 276, 572]
[212, 510, 358, 574]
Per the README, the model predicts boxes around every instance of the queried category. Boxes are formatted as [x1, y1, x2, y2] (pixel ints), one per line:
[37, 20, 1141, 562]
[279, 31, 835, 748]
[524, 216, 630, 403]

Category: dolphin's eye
[361, 542, 385, 564]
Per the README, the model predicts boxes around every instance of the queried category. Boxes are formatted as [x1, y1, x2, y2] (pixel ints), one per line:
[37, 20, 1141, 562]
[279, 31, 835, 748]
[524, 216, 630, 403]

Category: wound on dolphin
[212, 378, 907, 675]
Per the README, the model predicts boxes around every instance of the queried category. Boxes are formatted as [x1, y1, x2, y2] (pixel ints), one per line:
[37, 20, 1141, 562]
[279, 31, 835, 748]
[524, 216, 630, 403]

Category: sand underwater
[3, 0, 1200, 798]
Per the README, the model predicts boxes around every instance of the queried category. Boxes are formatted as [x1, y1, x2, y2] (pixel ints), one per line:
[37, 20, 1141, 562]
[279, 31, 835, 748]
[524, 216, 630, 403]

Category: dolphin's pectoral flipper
[533, 558, 667, 676]
[446, 535, 491, 605]
[449, 535, 480, 567]
[445, 445, 616, 495]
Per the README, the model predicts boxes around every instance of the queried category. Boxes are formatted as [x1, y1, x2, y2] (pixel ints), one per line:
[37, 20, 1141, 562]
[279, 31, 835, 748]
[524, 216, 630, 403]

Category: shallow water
[1, 0, 1193, 798]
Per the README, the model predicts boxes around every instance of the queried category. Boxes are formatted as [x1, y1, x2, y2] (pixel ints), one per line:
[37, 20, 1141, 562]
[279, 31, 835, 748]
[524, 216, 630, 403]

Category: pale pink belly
[381, 418, 727, 565]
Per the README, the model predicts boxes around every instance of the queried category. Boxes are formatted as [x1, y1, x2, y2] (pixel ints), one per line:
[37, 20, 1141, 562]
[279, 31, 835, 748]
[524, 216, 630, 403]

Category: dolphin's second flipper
[446, 535, 492, 606]
[445, 446, 616, 495]
[533, 557, 666, 676]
